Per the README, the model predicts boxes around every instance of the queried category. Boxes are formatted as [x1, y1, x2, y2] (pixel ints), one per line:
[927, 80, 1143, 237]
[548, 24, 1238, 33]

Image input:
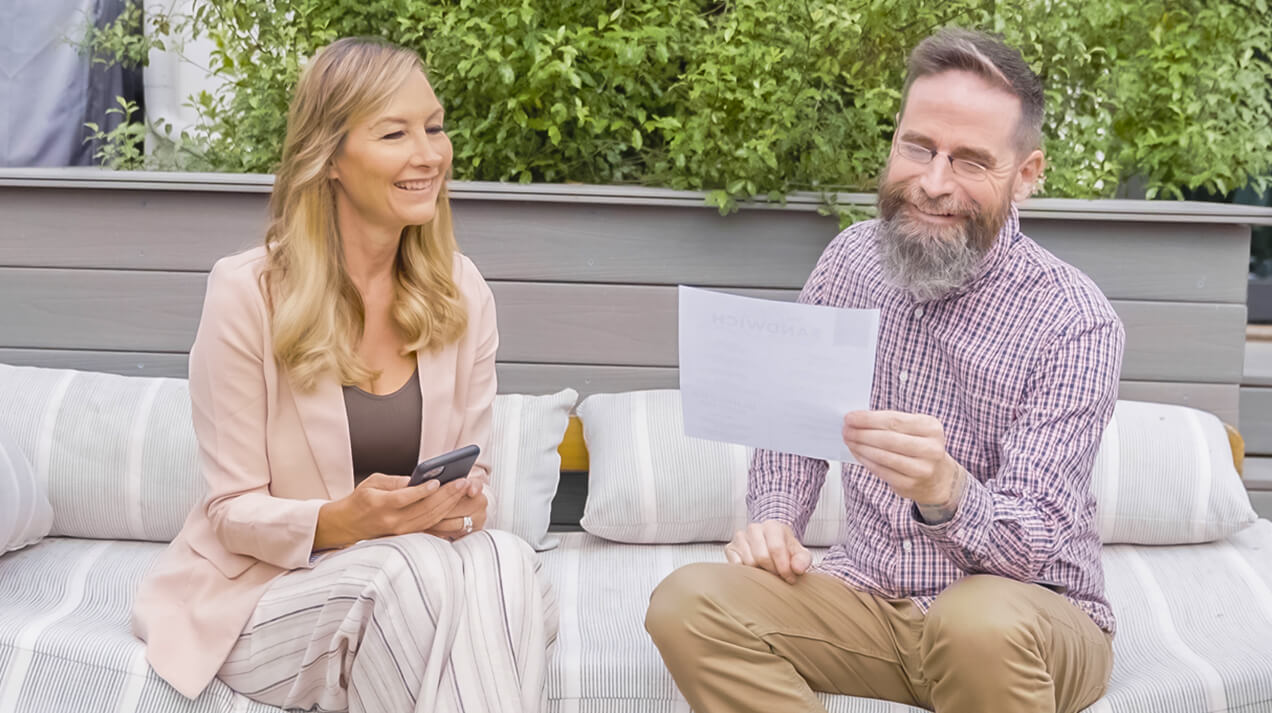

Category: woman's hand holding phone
[426, 483, 488, 540]
[313, 472, 471, 550]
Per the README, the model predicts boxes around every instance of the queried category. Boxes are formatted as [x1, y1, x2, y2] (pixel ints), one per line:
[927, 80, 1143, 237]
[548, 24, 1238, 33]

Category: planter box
[2, 168, 1271, 431]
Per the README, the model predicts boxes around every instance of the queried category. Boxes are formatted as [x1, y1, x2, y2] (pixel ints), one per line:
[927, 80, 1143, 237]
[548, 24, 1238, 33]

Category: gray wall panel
[0, 270, 1244, 383]
[1248, 457, 1272, 490]
[1109, 301, 1246, 383]
[498, 363, 1240, 421]
[491, 283, 1245, 383]
[1023, 220, 1248, 304]
[0, 186, 1250, 303]
[1115, 381, 1240, 425]
[1240, 387, 1272, 456]
[0, 188, 264, 270]
[1, 268, 206, 351]
[1252, 490, 1272, 519]
[1247, 341, 1272, 387]
[0, 349, 189, 377]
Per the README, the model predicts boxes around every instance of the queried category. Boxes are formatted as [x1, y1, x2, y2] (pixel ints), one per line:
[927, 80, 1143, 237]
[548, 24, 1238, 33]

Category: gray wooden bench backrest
[2, 168, 1270, 433]
[9, 169, 1272, 526]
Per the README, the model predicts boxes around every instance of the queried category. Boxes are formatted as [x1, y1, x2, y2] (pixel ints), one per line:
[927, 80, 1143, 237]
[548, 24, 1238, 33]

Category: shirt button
[902, 540, 913, 553]
[914, 306, 925, 318]
[899, 371, 909, 383]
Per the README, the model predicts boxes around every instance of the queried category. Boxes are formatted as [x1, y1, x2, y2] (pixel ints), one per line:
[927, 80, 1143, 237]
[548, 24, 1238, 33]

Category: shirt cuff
[749, 490, 808, 538]
[913, 472, 993, 564]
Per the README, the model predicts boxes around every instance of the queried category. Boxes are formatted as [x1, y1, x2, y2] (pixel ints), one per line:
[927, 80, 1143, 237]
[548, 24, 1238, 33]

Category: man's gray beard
[875, 212, 989, 304]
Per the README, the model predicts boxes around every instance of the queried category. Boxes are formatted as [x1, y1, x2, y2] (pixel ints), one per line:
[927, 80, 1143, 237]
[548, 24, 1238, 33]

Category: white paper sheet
[677, 286, 880, 462]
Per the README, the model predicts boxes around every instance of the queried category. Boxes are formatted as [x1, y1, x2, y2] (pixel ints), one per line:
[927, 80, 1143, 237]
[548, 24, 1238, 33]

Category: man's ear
[1012, 149, 1046, 202]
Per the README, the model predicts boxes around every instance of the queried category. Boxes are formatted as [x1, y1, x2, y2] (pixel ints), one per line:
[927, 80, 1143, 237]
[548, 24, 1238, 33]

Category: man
[645, 27, 1123, 713]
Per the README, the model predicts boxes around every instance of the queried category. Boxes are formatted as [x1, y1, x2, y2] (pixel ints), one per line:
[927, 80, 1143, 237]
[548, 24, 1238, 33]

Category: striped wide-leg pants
[217, 529, 557, 713]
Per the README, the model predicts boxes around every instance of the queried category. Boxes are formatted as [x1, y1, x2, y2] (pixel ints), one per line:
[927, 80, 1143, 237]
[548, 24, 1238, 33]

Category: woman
[132, 37, 556, 712]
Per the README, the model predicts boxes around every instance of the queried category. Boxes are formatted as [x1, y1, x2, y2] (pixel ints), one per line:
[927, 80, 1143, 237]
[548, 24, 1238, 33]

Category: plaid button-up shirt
[749, 206, 1124, 633]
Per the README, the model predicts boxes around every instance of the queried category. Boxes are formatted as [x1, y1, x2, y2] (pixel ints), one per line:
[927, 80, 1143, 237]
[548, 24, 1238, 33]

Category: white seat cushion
[0, 538, 281, 712]
[543, 524, 1272, 712]
[0, 364, 575, 550]
[3, 525, 1271, 712]
[578, 391, 1258, 547]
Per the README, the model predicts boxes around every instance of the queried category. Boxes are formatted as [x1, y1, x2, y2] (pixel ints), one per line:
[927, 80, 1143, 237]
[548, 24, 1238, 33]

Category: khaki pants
[645, 563, 1112, 713]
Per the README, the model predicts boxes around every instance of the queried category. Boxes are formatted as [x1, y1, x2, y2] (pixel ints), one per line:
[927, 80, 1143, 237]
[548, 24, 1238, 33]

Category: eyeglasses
[895, 141, 991, 182]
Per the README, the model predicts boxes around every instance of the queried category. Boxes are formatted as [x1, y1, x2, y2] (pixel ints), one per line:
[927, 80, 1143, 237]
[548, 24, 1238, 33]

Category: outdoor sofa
[1, 174, 1271, 712]
[1, 364, 1270, 713]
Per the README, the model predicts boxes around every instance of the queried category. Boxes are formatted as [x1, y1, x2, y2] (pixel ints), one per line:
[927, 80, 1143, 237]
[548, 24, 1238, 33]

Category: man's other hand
[725, 520, 812, 584]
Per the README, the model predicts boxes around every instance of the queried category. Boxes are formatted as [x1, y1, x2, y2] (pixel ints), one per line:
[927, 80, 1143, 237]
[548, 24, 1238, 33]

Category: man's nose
[917, 155, 957, 200]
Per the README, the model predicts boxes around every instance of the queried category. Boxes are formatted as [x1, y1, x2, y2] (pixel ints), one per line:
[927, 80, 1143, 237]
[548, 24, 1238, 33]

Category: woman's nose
[410, 132, 442, 166]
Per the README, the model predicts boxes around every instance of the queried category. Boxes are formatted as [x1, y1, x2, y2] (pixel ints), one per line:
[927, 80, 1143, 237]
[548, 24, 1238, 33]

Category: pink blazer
[131, 246, 498, 699]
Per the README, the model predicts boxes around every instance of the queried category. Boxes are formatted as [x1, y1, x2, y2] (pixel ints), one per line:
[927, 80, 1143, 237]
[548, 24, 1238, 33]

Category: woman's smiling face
[329, 68, 452, 234]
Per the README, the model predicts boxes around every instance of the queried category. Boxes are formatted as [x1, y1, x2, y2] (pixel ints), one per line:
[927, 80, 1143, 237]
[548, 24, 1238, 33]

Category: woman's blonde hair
[263, 37, 467, 391]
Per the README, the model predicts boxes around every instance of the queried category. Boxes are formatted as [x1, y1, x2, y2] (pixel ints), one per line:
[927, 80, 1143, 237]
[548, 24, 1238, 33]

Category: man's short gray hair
[900, 28, 1045, 154]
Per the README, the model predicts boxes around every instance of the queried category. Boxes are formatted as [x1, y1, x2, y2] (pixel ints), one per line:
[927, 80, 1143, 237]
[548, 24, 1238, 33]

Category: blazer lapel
[291, 376, 353, 499]
[416, 350, 434, 461]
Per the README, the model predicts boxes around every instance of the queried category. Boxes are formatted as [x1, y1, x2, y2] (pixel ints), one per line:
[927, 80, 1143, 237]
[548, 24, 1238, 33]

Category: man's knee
[922, 575, 1043, 662]
[645, 562, 739, 647]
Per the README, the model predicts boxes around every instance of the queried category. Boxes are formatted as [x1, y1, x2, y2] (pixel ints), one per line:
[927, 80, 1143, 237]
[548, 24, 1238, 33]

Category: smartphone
[408, 444, 480, 487]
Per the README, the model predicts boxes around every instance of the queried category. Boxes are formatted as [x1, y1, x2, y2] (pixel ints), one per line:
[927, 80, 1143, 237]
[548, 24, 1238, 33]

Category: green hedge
[97, 0, 1272, 210]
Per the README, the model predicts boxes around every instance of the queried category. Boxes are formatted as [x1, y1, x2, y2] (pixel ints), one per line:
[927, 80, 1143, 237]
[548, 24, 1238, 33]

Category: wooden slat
[1243, 388, 1272, 456]
[1022, 219, 1247, 304]
[1251, 493, 1272, 519]
[499, 363, 1242, 420]
[1247, 340, 1272, 387]
[0, 186, 1250, 303]
[0, 269, 207, 352]
[1248, 457, 1272, 490]
[492, 284, 1246, 383]
[497, 364, 678, 397]
[0, 349, 190, 377]
[0, 188, 265, 270]
[6, 169, 1272, 222]
[0, 270, 1246, 383]
[1116, 381, 1240, 424]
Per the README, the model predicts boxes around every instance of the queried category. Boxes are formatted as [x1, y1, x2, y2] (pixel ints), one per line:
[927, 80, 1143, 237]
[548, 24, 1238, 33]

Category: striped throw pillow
[577, 390, 850, 545]
[578, 390, 1257, 546]
[0, 425, 53, 553]
[0, 365, 201, 542]
[487, 389, 577, 550]
[0, 364, 575, 549]
[1093, 400, 1257, 544]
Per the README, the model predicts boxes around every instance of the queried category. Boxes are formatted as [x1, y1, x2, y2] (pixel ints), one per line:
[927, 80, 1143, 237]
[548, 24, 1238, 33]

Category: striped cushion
[1092, 400, 1257, 544]
[0, 426, 52, 553]
[544, 526, 1272, 713]
[0, 364, 575, 548]
[0, 538, 280, 712]
[3, 527, 1269, 712]
[577, 390, 851, 545]
[488, 389, 577, 550]
[578, 390, 1257, 546]
[0, 365, 201, 542]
